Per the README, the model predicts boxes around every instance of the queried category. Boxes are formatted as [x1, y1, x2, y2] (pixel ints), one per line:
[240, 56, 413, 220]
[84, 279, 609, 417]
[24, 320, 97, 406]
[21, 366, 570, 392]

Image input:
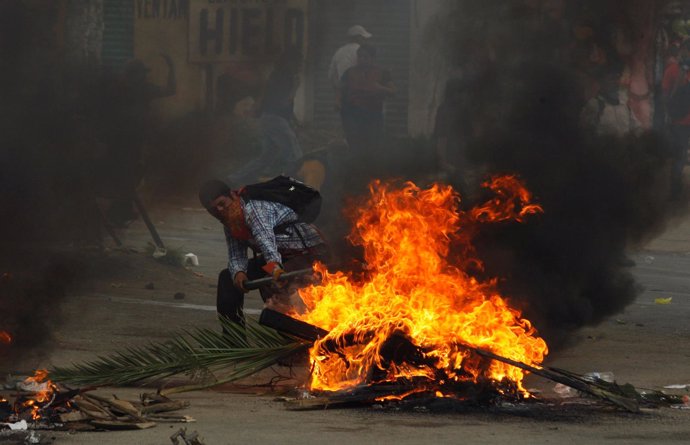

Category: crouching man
[199, 178, 328, 326]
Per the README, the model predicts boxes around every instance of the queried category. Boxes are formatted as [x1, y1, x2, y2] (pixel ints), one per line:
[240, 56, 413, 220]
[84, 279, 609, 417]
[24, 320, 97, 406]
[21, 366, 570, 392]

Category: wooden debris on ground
[0, 383, 194, 431]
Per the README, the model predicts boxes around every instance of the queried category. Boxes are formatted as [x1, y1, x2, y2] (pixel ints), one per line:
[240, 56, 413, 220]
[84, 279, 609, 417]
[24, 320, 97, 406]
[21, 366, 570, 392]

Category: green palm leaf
[49, 317, 309, 392]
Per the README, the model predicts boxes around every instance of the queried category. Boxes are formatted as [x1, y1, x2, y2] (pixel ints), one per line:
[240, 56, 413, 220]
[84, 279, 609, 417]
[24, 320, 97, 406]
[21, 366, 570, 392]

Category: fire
[0, 330, 11, 345]
[295, 175, 548, 394]
[19, 369, 56, 420]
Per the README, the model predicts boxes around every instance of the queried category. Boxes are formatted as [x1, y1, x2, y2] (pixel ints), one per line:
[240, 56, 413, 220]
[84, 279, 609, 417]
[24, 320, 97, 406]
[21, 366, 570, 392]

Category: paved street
[4, 197, 690, 444]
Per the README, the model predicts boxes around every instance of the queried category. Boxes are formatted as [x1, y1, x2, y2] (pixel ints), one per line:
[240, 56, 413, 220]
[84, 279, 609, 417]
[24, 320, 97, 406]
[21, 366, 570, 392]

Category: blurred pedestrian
[328, 25, 373, 111]
[100, 54, 176, 226]
[228, 47, 304, 184]
[580, 63, 640, 137]
[662, 40, 690, 197]
[434, 77, 472, 183]
[340, 44, 395, 156]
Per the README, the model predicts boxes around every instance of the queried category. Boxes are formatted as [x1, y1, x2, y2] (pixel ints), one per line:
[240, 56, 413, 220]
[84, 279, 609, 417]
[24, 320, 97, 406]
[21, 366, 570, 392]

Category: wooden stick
[140, 400, 190, 414]
[82, 393, 146, 421]
[244, 269, 317, 290]
[467, 347, 638, 412]
[133, 194, 165, 250]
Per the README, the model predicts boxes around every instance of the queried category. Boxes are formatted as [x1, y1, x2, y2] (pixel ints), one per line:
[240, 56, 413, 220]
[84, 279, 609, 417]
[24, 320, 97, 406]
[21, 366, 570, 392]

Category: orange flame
[20, 369, 56, 420]
[470, 174, 543, 223]
[296, 176, 547, 394]
[0, 331, 11, 345]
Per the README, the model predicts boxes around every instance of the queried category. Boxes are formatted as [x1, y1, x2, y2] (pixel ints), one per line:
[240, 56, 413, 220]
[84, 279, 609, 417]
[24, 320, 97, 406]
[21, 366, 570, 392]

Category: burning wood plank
[259, 308, 328, 342]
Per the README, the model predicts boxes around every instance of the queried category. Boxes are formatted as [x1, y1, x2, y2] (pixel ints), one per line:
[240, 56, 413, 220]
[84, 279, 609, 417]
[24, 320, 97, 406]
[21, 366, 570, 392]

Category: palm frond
[50, 317, 309, 390]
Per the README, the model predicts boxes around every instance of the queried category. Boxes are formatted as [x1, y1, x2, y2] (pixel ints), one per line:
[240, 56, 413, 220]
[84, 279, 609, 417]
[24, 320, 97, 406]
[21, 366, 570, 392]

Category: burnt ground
[2, 193, 690, 444]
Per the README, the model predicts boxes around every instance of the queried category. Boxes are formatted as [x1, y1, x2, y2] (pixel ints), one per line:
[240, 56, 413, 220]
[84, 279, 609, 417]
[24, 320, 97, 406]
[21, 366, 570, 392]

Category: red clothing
[662, 58, 690, 125]
[226, 196, 252, 240]
[341, 65, 392, 112]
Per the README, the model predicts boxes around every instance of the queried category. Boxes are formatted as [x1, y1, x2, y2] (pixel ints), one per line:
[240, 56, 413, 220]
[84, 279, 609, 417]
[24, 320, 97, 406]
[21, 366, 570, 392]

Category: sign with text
[188, 0, 308, 63]
[136, 0, 189, 20]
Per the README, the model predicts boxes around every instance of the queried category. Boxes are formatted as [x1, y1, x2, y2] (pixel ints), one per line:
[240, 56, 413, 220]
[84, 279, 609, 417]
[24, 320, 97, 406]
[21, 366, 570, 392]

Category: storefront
[102, 0, 416, 134]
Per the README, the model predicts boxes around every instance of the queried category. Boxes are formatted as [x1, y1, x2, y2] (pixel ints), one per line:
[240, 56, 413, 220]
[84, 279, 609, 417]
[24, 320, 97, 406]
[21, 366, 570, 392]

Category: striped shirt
[225, 199, 324, 278]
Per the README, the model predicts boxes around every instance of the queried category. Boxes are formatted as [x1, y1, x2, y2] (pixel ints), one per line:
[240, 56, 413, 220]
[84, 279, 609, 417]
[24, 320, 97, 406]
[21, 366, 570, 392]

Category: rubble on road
[1, 372, 193, 434]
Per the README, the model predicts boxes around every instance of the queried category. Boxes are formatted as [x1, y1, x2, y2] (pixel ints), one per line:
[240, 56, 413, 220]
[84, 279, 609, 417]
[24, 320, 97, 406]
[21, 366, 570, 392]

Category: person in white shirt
[328, 25, 373, 110]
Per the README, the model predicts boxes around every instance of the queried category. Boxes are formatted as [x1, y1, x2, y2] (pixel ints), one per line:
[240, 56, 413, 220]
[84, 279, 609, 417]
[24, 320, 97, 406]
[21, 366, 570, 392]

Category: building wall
[129, 0, 429, 133]
[125, 0, 453, 135]
[134, 0, 204, 118]
[131, 0, 309, 120]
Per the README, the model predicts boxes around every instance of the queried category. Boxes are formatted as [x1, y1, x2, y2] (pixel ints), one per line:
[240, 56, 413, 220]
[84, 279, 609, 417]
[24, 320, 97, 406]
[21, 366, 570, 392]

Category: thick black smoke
[0, 2, 151, 360]
[435, 1, 687, 345]
[0, 1, 97, 360]
[0, 260, 78, 365]
[465, 65, 680, 345]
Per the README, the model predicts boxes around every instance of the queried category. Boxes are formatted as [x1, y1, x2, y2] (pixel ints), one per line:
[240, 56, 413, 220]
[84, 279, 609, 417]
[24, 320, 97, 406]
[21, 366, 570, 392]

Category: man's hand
[262, 262, 287, 287]
[272, 267, 286, 286]
[233, 271, 248, 292]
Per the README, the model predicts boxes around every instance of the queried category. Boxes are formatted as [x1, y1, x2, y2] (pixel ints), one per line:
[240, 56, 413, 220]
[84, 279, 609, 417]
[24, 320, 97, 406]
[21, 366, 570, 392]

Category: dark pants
[341, 107, 384, 158]
[669, 124, 690, 196]
[216, 246, 329, 326]
[216, 258, 267, 326]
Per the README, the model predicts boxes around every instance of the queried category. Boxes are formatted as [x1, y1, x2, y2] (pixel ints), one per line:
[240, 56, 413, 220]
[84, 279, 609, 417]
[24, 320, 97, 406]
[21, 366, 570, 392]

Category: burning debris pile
[292, 176, 546, 398]
[262, 177, 665, 411]
[1, 369, 192, 435]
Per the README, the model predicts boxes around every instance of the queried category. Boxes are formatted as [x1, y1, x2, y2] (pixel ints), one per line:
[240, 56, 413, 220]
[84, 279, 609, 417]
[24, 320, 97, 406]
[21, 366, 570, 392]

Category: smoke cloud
[430, 1, 687, 345]
[465, 67, 680, 345]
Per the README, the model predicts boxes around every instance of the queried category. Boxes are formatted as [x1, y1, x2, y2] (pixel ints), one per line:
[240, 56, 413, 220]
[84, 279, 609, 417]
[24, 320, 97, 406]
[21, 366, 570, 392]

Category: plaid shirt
[225, 199, 324, 278]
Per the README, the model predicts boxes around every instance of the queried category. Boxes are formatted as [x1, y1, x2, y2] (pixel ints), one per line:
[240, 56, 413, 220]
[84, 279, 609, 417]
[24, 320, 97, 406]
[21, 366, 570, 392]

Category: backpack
[240, 175, 322, 223]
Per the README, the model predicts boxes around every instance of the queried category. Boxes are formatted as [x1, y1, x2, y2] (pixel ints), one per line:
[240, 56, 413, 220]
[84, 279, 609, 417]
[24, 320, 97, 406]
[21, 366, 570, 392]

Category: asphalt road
[3, 199, 690, 444]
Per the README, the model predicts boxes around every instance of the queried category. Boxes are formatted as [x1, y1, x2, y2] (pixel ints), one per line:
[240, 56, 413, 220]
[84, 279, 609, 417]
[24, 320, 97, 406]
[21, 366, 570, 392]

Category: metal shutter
[102, 0, 133, 70]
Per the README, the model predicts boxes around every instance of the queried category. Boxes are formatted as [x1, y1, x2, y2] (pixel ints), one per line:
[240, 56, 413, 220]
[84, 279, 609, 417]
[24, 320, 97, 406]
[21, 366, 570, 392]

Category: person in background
[328, 25, 373, 111]
[201, 75, 257, 183]
[99, 54, 176, 226]
[662, 40, 690, 198]
[198, 179, 328, 327]
[580, 63, 641, 137]
[434, 77, 472, 186]
[228, 47, 304, 185]
[340, 44, 395, 157]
